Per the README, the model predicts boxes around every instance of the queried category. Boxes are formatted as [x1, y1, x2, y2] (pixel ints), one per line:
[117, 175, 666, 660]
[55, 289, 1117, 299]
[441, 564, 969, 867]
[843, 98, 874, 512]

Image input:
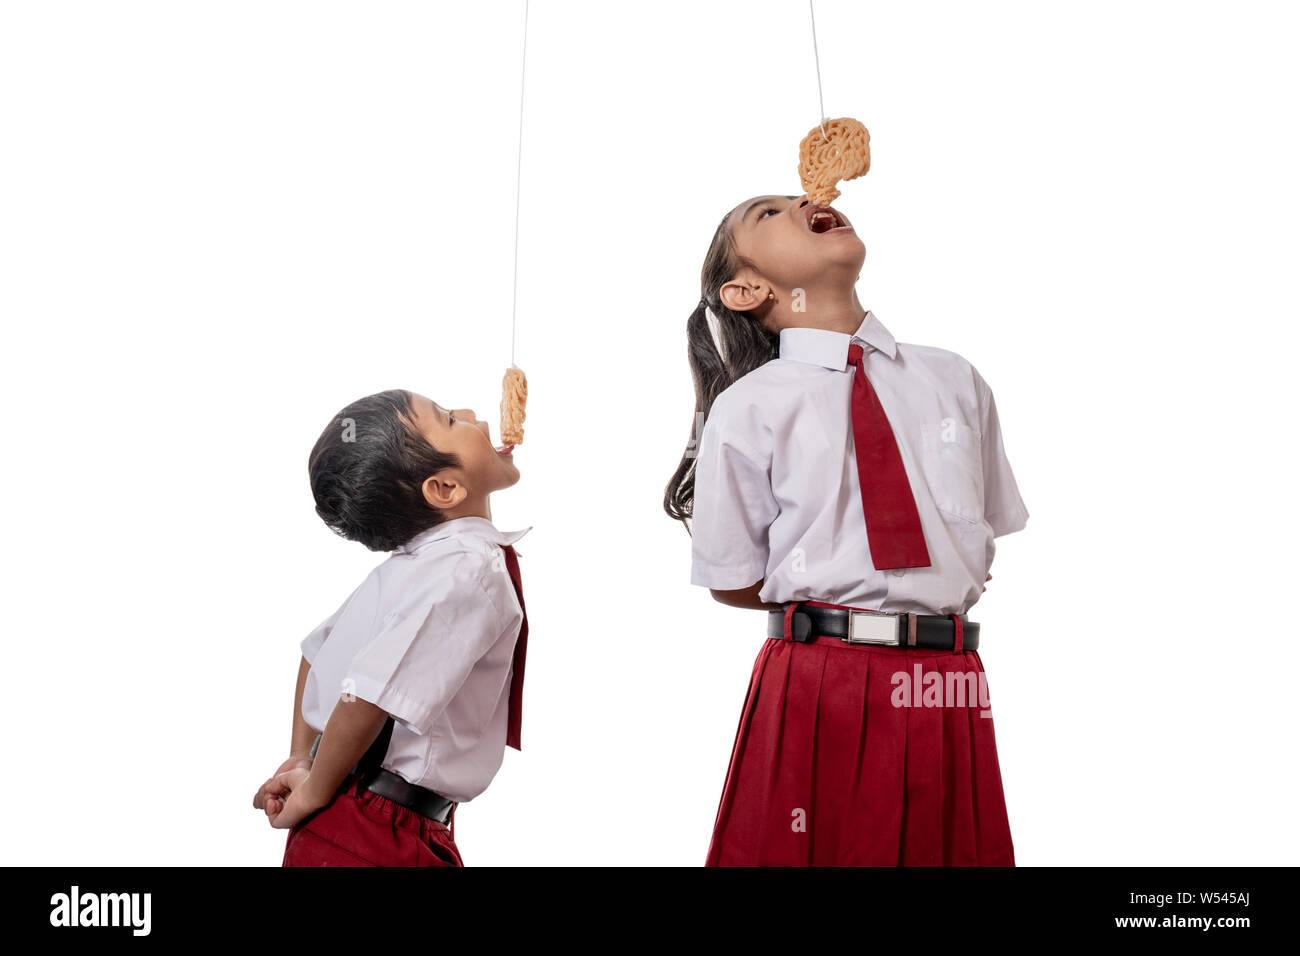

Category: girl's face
[726, 193, 865, 293]
[409, 394, 520, 509]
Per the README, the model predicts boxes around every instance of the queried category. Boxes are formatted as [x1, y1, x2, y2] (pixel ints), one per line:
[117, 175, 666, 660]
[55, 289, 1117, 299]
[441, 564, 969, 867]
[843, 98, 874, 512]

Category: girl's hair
[663, 212, 780, 530]
[309, 389, 462, 552]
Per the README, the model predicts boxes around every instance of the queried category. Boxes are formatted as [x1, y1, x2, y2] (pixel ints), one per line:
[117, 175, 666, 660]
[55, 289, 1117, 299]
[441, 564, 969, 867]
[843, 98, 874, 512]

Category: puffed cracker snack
[798, 117, 871, 206]
[499, 364, 527, 448]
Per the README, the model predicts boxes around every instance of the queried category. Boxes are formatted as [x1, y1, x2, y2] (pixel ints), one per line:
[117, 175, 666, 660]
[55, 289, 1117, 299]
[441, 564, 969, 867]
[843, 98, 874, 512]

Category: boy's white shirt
[300, 515, 529, 804]
[690, 310, 1028, 616]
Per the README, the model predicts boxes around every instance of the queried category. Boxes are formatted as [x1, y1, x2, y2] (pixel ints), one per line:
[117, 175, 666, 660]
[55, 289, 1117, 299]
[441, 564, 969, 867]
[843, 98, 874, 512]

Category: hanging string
[510, 0, 530, 366]
[809, 0, 829, 142]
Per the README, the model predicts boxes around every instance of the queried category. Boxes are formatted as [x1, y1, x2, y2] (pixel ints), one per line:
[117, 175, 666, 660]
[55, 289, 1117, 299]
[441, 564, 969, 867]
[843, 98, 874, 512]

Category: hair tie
[702, 301, 726, 363]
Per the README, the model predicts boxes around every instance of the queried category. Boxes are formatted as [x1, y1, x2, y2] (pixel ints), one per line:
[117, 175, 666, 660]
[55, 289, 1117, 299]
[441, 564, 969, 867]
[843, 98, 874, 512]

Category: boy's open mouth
[804, 205, 850, 234]
[496, 444, 514, 456]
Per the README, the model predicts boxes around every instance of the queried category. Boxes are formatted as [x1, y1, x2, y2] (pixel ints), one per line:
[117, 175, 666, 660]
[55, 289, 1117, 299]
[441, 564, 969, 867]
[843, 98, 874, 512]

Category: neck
[443, 496, 492, 522]
[777, 284, 865, 335]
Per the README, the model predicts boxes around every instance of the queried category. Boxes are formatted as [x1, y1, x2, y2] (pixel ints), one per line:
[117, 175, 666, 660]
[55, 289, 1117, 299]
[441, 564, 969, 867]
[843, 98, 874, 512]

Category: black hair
[308, 389, 461, 552]
[663, 210, 781, 531]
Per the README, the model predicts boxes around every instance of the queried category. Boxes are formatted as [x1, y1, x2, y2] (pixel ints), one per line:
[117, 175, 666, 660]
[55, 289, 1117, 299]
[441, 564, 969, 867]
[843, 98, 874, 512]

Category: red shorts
[282, 771, 463, 867]
[706, 636, 1015, 866]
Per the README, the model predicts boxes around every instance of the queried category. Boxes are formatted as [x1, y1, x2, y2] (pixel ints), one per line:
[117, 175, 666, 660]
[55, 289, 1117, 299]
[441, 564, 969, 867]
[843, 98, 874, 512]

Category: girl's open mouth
[805, 205, 851, 234]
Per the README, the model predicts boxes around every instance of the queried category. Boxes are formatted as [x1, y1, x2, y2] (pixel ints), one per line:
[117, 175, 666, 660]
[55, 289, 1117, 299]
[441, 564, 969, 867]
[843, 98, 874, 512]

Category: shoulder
[896, 340, 975, 373]
[705, 359, 794, 435]
[895, 341, 992, 395]
[712, 360, 778, 409]
[704, 382, 766, 454]
[383, 536, 518, 621]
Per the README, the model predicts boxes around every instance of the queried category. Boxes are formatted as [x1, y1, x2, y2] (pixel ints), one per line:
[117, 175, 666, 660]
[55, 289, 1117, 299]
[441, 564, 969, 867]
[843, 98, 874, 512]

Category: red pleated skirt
[282, 771, 463, 867]
[705, 635, 1015, 866]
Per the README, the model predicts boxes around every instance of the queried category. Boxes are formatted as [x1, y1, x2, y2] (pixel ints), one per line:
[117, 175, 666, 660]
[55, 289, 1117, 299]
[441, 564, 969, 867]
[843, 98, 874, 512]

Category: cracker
[798, 117, 871, 206]
[499, 364, 527, 447]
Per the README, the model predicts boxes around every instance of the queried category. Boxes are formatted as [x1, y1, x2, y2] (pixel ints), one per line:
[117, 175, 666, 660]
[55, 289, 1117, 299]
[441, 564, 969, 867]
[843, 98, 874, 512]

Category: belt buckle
[845, 609, 902, 646]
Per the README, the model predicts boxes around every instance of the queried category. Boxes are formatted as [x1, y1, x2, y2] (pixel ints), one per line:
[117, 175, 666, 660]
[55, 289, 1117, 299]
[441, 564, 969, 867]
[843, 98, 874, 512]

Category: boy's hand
[252, 754, 313, 811]
[263, 768, 327, 829]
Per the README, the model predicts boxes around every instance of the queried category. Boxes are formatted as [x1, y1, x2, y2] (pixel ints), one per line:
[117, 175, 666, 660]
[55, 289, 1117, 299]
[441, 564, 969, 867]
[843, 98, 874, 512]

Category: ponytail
[664, 220, 780, 530]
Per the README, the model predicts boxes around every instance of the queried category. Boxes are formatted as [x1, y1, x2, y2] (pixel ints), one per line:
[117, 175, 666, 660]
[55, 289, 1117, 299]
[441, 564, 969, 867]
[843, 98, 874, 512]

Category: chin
[832, 233, 867, 261]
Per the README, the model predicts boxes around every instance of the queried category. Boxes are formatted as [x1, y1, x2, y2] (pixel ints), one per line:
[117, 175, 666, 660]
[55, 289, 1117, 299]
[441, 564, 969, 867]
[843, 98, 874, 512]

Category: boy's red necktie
[499, 543, 528, 750]
[847, 343, 931, 569]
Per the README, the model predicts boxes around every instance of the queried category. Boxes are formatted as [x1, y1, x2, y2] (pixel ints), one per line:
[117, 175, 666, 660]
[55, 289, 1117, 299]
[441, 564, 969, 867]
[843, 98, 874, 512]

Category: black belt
[768, 603, 979, 650]
[357, 767, 455, 825]
[309, 720, 456, 825]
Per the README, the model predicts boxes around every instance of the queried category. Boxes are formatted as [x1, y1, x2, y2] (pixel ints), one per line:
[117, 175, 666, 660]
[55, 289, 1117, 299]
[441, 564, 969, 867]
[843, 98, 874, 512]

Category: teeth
[810, 210, 840, 233]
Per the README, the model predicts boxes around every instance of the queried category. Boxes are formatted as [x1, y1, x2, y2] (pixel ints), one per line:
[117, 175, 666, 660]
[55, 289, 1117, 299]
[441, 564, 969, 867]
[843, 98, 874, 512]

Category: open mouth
[805, 205, 849, 234]
[495, 444, 514, 456]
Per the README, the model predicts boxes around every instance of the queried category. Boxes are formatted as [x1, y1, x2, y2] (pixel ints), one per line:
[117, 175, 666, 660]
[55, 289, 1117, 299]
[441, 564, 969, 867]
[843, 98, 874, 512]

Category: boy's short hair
[309, 389, 460, 552]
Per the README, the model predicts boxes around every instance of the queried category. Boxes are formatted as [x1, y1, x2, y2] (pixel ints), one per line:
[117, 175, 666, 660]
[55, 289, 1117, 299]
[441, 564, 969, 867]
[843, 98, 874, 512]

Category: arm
[290, 654, 316, 758]
[689, 399, 780, 597]
[711, 578, 782, 611]
[252, 654, 319, 810]
[975, 367, 1029, 537]
[263, 692, 390, 828]
[296, 694, 390, 810]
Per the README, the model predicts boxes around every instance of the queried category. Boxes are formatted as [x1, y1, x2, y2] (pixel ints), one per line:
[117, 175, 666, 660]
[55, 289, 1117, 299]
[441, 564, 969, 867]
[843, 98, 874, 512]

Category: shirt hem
[690, 561, 768, 591]
[988, 506, 1029, 538]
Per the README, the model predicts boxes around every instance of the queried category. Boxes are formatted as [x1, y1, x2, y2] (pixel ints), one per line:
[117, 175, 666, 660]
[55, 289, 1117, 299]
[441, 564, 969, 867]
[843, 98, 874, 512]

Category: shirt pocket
[920, 419, 984, 524]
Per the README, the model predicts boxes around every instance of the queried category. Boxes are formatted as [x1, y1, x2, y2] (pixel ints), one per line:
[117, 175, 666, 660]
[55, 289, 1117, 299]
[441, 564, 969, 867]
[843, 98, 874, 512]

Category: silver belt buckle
[846, 609, 902, 645]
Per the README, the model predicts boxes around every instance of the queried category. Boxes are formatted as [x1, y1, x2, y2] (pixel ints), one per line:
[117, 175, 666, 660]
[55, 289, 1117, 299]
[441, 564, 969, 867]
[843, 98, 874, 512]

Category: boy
[252, 388, 528, 867]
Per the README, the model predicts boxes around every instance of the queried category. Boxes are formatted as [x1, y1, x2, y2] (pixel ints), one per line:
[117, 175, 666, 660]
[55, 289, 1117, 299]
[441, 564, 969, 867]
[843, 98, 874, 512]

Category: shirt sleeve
[342, 550, 522, 737]
[689, 395, 779, 590]
[299, 576, 371, 665]
[974, 367, 1030, 537]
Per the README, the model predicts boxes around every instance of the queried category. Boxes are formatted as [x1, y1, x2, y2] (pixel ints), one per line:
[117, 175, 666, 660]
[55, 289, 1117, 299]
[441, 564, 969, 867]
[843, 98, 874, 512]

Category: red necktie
[847, 342, 931, 569]
[499, 543, 529, 751]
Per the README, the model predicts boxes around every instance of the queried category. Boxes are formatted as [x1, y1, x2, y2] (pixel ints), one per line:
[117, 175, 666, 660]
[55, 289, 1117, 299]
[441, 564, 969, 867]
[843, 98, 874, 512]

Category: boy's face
[408, 393, 520, 512]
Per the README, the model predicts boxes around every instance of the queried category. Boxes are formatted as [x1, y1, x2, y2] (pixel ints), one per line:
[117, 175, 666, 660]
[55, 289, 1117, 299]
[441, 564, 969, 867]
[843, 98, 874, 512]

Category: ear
[719, 273, 767, 314]
[422, 470, 467, 511]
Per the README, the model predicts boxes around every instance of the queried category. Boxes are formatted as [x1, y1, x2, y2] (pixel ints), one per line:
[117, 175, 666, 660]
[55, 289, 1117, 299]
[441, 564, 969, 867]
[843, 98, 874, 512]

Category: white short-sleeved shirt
[690, 310, 1028, 616]
[300, 515, 530, 803]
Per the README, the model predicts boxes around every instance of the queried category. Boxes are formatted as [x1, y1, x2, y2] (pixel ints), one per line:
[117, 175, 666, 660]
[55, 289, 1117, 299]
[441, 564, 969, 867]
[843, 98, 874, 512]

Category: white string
[510, 0, 530, 366]
[809, 0, 829, 142]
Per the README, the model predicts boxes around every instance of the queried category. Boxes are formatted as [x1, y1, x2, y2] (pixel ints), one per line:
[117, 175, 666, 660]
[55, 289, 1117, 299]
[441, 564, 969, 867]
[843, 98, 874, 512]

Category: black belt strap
[309, 716, 456, 825]
[361, 768, 455, 825]
[354, 715, 394, 779]
[767, 604, 979, 650]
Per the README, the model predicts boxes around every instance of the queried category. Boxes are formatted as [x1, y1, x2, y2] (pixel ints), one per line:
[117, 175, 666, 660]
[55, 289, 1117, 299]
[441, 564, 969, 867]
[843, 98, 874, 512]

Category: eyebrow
[743, 195, 799, 223]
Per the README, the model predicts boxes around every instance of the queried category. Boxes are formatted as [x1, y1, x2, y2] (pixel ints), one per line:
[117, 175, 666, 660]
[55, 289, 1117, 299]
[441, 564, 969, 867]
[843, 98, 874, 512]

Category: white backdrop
[2, 0, 1296, 866]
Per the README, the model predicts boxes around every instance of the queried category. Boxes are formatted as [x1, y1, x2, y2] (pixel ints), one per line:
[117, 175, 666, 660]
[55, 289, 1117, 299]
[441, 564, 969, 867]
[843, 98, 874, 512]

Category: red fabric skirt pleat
[706, 638, 1014, 867]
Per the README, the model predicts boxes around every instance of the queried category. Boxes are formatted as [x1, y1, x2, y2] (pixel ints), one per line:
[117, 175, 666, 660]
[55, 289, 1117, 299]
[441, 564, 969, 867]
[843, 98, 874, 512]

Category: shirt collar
[777, 310, 898, 371]
[395, 515, 532, 554]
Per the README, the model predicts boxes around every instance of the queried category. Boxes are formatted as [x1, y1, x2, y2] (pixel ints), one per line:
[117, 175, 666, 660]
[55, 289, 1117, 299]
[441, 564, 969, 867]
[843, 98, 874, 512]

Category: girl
[665, 194, 1029, 866]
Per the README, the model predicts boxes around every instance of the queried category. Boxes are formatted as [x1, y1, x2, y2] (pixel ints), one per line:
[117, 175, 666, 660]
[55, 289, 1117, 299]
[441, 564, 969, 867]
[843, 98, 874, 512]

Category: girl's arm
[711, 578, 782, 611]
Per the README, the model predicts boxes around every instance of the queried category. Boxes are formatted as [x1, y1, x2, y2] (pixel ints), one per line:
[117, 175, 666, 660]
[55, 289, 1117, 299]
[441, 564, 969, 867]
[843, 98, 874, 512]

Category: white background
[2, 0, 1296, 866]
